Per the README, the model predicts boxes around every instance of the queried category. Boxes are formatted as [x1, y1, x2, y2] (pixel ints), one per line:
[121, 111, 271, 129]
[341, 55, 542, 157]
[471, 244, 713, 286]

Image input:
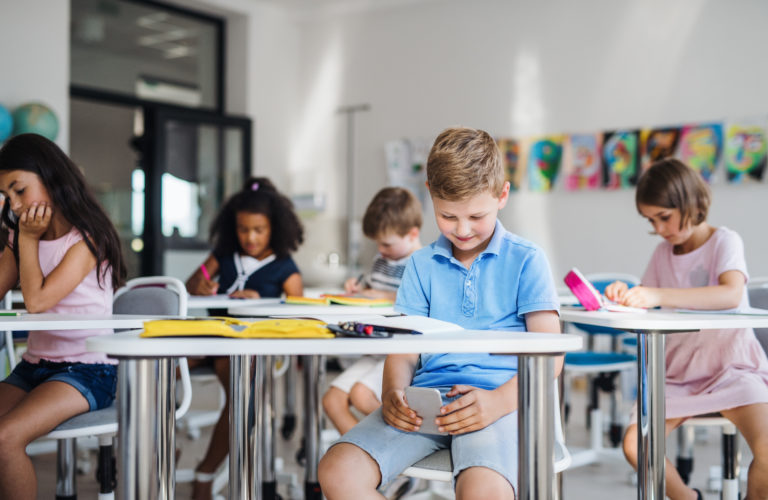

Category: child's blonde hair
[426, 127, 505, 201]
[362, 187, 422, 238]
[636, 158, 711, 229]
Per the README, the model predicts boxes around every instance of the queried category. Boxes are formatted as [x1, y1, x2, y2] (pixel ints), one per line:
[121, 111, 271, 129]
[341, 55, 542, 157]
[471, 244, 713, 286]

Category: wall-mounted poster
[724, 118, 767, 183]
[675, 123, 722, 183]
[525, 136, 563, 192]
[640, 127, 680, 171]
[562, 133, 602, 191]
[602, 130, 640, 189]
[496, 138, 524, 191]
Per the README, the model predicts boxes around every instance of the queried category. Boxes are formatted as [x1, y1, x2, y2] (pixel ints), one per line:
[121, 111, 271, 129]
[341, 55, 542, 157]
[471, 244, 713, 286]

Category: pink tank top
[20, 228, 115, 365]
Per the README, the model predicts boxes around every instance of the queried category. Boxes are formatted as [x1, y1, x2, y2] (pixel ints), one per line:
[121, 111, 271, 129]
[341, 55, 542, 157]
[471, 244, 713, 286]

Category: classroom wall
[1, 0, 70, 150]
[284, 0, 768, 281]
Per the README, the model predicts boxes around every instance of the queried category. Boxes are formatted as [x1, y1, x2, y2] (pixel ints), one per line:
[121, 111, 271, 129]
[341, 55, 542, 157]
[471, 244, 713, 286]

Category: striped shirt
[365, 254, 409, 292]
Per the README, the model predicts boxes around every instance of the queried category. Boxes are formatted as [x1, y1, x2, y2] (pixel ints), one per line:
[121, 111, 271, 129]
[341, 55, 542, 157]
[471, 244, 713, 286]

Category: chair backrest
[748, 283, 768, 354]
[113, 276, 188, 317]
[112, 276, 191, 418]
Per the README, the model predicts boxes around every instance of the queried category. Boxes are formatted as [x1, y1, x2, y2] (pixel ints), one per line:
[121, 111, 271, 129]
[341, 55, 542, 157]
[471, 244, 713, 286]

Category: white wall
[286, 0, 768, 280]
[1, 0, 70, 150]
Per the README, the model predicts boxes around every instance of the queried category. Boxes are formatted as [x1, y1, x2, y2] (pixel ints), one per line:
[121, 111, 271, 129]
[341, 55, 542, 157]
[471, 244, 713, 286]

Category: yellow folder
[141, 318, 334, 339]
[284, 295, 393, 307]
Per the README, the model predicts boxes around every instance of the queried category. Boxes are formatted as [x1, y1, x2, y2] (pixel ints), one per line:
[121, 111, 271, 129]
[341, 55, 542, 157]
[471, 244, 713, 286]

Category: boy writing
[323, 187, 422, 434]
[318, 127, 562, 500]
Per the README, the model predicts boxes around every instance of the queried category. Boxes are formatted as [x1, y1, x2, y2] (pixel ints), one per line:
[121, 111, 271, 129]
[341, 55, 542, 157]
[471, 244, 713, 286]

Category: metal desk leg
[258, 356, 277, 499]
[118, 358, 171, 500]
[518, 355, 554, 500]
[281, 356, 297, 440]
[302, 355, 323, 500]
[157, 358, 176, 500]
[230, 355, 254, 500]
[637, 332, 666, 500]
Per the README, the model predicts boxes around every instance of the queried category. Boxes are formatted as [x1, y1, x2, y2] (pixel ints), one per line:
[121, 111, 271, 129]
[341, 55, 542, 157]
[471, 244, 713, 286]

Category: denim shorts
[1, 359, 117, 411]
[334, 387, 518, 490]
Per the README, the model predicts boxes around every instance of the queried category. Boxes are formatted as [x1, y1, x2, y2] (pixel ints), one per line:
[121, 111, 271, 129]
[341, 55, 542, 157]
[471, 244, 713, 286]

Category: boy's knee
[319, 443, 380, 496]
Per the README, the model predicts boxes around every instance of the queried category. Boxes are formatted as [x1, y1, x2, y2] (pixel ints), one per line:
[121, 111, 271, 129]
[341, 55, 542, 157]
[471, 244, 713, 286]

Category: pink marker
[200, 264, 211, 281]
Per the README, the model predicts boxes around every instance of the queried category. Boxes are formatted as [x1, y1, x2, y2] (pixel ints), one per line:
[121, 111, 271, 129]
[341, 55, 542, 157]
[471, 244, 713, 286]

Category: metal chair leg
[56, 437, 77, 500]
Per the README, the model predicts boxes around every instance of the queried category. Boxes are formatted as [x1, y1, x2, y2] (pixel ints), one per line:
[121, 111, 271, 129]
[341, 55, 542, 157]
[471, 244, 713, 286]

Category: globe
[12, 102, 59, 141]
[0, 104, 12, 143]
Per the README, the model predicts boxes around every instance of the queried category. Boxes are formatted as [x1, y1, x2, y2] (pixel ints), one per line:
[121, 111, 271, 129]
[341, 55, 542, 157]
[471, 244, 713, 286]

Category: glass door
[139, 106, 252, 277]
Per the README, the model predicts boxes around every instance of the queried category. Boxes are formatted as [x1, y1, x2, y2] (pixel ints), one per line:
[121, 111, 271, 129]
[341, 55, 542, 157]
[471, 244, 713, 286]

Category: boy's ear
[497, 181, 511, 209]
[407, 226, 420, 239]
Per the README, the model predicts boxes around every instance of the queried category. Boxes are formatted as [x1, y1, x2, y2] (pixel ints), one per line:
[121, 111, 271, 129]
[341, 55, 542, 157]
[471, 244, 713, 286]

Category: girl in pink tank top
[0, 134, 127, 499]
[605, 158, 768, 500]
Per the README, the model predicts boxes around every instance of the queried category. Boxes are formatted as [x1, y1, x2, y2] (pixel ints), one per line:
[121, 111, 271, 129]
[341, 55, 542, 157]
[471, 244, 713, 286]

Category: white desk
[0, 313, 162, 331]
[187, 296, 281, 311]
[560, 308, 768, 500]
[88, 330, 582, 500]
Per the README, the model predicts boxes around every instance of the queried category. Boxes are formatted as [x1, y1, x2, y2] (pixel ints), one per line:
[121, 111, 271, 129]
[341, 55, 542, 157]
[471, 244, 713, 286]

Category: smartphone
[405, 386, 447, 435]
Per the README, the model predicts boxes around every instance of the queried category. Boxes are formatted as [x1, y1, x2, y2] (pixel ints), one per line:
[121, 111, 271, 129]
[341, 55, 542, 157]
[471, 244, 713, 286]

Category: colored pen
[0, 311, 21, 316]
[356, 273, 365, 286]
[200, 264, 211, 281]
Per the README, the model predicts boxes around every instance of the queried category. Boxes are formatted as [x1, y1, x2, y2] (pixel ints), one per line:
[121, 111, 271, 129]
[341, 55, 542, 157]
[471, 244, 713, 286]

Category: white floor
[32, 361, 751, 499]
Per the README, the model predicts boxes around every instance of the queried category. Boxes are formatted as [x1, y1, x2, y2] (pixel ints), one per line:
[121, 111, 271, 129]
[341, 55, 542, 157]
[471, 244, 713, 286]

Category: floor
[31, 359, 751, 499]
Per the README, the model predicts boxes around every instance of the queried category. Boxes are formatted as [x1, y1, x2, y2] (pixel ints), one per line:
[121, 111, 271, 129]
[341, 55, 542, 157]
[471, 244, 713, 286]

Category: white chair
[42, 276, 192, 500]
[398, 385, 570, 500]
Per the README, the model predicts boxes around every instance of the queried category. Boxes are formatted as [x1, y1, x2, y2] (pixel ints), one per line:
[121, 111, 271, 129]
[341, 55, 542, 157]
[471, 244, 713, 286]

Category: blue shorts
[334, 387, 518, 490]
[2, 359, 117, 411]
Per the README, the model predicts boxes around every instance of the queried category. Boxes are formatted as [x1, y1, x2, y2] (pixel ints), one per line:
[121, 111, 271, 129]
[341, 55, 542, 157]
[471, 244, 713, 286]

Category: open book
[141, 318, 334, 339]
[284, 295, 393, 307]
[298, 314, 465, 335]
[563, 268, 646, 313]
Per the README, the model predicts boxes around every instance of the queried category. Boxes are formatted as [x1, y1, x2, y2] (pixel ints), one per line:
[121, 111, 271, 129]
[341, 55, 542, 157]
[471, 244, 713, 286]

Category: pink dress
[642, 227, 768, 419]
[20, 228, 115, 365]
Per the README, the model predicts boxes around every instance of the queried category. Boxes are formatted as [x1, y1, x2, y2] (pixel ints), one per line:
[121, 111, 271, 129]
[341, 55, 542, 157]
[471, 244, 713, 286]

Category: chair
[672, 281, 768, 499]
[398, 384, 571, 500]
[42, 276, 192, 500]
[564, 272, 639, 461]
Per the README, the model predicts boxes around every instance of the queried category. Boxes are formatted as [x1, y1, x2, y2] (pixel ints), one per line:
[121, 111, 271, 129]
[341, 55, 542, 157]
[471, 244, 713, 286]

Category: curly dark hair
[0, 134, 127, 290]
[210, 177, 304, 258]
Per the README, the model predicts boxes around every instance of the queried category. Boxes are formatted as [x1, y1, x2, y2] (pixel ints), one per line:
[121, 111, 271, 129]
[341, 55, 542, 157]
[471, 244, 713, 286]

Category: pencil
[200, 264, 211, 281]
[0, 311, 21, 316]
[356, 273, 365, 286]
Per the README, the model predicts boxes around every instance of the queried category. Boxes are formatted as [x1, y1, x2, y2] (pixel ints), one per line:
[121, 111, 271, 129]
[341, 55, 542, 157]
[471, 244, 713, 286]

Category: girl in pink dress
[606, 158, 768, 500]
[0, 134, 127, 499]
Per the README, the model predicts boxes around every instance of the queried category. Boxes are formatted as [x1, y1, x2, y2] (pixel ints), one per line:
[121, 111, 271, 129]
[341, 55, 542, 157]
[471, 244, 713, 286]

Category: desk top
[0, 313, 169, 331]
[187, 296, 280, 310]
[87, 330, 583, 357]
[228, 304, 398, 317]
[560, 308, 768, 331]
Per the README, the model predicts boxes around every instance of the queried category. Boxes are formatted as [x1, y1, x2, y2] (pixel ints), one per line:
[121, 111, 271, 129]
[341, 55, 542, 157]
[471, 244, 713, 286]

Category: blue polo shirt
[395, 220, 559, 390]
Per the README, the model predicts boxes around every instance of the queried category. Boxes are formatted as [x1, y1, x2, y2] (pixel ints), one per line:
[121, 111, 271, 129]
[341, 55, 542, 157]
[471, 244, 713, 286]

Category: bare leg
[318, 443, 384, 500]
[0, 382, 28, 417]
[322, 387, 359, 435]
[623, 419, 698, 500]
[192, 356, 230, 500]
[349, 383, 381, 416]
[455, 466, 515, 500]
[0, 381, 89, 500]
[720, 403, 768, 500]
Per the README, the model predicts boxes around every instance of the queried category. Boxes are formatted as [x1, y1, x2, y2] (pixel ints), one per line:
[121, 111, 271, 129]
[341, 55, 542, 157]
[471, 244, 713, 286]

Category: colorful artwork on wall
[497, 138, 524, 191]
[640, 127, 680, 171]
[602, 130, 639, 189]
[675, 123, 722, 183]
[562, 133, 602, 191]
[525, 136, 563, 192]
[724, 118, 767, 183]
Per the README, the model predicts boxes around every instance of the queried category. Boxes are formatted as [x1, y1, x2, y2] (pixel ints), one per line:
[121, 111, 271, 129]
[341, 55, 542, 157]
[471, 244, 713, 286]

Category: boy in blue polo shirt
[318, 127, 562, 500]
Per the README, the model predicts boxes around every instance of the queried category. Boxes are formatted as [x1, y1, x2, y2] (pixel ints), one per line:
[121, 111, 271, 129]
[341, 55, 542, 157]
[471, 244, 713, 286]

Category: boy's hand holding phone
[435, 385, 512, 435]
[381, 388, 422, 432]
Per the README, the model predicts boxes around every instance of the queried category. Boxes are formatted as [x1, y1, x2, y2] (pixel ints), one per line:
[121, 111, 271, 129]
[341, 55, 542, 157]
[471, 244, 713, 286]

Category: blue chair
[564, 273, 639, 464]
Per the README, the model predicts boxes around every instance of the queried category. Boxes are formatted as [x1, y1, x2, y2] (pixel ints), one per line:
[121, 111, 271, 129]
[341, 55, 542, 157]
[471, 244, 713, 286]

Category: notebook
[141, 318, 335, 339]
[284, 295, 393, 307]
[563, 268, 646, 313]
